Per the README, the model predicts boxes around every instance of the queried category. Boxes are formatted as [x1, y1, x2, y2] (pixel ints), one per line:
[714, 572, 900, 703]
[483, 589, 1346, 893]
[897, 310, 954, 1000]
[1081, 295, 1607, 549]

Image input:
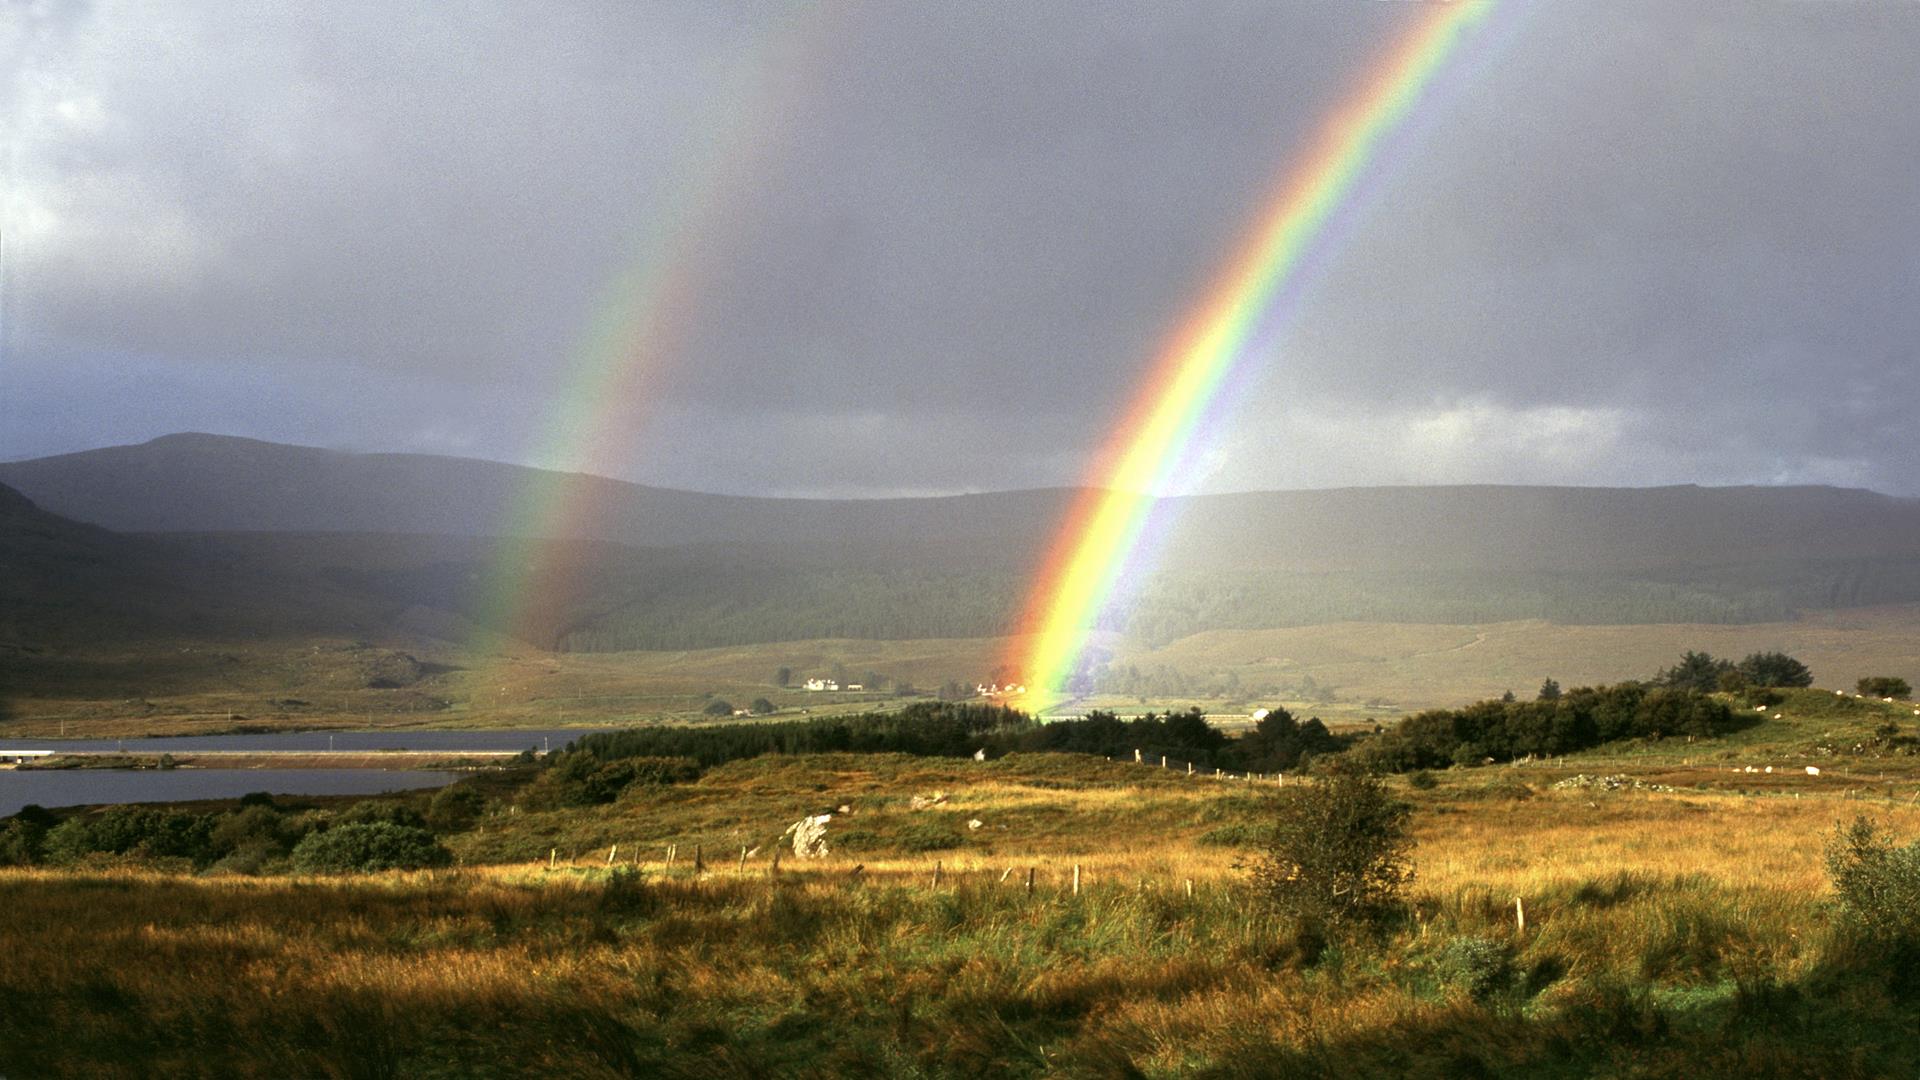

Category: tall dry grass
[7, 770, 1920, 1077]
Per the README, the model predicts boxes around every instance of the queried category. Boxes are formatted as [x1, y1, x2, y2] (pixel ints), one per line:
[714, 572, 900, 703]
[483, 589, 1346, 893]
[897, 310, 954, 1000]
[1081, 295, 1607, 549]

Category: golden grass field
[6, 728, 1920, 1077]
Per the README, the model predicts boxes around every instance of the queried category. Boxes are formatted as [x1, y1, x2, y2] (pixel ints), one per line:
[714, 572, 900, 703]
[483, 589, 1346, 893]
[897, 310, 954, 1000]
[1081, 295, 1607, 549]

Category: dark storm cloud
[4, 0, 1917, 495]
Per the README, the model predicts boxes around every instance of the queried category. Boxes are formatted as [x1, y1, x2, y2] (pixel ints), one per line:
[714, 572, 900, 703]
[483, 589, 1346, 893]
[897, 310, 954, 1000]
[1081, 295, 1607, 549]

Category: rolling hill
[0, 481, 405, 648]
[5, 434, 1920, 653]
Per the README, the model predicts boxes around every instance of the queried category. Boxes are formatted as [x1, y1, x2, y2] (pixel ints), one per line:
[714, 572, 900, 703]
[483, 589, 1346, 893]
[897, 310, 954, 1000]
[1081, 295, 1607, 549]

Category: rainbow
[1010, 2, 1495, 705]
[471, 9, 840, 658]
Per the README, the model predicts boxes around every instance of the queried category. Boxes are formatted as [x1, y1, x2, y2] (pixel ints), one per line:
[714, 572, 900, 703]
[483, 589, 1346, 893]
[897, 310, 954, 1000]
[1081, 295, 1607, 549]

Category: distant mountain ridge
[5, 434, 1920, 651]
[0, 433, 1070, 556]
[6, 433, 1918, 574]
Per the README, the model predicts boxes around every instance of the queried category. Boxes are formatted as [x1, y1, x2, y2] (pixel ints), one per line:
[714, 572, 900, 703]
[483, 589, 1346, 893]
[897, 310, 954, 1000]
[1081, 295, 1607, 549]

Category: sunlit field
[7, 731, 1920, 1078]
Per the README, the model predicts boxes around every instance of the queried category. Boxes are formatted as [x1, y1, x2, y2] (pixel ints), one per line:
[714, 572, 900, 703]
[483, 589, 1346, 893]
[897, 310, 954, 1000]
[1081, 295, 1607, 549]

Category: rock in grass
[783, 814, 831, 858]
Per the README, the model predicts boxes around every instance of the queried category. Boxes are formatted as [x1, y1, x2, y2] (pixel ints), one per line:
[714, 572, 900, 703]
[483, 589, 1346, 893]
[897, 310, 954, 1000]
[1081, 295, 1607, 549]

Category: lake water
[0, 728, 610, 754]
[0, 768, 458, 817]
[0, 728, 618, 816]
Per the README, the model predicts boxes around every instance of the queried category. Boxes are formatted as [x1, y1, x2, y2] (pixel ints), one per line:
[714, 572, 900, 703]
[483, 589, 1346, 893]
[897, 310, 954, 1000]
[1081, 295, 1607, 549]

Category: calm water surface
[0, 768, 458, 817]
[0, 728, 610, 754]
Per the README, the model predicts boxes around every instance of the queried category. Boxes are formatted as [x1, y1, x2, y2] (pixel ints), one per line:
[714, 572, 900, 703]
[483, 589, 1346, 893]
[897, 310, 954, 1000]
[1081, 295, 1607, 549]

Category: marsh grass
[6, 751, 1920, 1077]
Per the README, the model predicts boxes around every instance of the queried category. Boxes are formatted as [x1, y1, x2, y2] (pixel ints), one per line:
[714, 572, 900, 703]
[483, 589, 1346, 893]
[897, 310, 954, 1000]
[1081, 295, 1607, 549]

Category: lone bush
[1859, 676, 1912, 700]
[1825, 816, 1920, 942]
[290, 822, 452, 873]
[1439, 936, 1516, 1001]
[1252, 767, 1413, 928]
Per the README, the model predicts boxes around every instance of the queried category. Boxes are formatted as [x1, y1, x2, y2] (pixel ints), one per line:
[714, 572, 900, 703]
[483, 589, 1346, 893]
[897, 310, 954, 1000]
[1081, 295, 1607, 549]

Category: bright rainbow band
[1010, 2, 1494, 704]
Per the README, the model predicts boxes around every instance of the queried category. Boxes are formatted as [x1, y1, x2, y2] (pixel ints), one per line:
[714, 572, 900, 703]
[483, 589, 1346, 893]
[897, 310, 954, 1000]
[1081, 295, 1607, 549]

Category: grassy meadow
[7, 690, 1920, 1077]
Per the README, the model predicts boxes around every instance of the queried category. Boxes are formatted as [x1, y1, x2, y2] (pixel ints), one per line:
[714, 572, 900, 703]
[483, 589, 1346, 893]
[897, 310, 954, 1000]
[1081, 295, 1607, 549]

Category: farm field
[7, 689, 1920, 1077]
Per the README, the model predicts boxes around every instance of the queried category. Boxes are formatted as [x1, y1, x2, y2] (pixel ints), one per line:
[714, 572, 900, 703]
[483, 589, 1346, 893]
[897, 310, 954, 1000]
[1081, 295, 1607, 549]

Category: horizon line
[4, 430, 1908, 504]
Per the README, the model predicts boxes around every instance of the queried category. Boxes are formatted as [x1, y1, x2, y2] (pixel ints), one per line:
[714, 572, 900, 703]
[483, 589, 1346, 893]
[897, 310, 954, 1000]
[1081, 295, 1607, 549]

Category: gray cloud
[4, 0, 1917, 496]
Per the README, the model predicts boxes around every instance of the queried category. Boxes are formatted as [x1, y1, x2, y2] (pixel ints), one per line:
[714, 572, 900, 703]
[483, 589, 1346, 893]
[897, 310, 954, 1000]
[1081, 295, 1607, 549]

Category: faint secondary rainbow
[471, 7, 840, 658]
[1011, 2, 1495, 704]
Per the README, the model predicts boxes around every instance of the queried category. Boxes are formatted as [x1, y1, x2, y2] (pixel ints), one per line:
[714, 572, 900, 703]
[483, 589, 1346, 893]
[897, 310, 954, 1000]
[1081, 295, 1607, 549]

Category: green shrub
[527, 754, 701, 809]
[1825, 816, 1920, 942]
[208, 841, 281, 876]
[42, 807, 217, 865]
[426, 784, 488, 831]
[598, 865, 654, 916]
[1407, 770, 1437, 790]
[1859, 676, 1913, 700]
[209, 805, 297, 858]
[1253, 768, 1412, 928]
[1439, 936, 1515, 1000]
[290, 823, 452, 873]
[1450, 742, 1486, 768]
[333, 801, 429, 830]
[1738, 651, 1813, 689]
[0, 818, 47, 866]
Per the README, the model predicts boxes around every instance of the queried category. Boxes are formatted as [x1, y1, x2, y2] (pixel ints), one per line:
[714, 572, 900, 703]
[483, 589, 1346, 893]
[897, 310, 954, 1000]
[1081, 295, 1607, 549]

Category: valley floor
[7, 604, 1920, 736]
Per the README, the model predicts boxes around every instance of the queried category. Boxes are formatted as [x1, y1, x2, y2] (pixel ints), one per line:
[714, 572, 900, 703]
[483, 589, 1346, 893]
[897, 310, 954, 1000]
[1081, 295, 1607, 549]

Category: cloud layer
[5, 0, 1916, 496]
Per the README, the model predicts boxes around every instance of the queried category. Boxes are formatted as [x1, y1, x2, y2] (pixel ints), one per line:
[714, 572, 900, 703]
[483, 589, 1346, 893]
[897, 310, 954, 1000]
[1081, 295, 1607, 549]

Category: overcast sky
[4, 0, 1916, 497]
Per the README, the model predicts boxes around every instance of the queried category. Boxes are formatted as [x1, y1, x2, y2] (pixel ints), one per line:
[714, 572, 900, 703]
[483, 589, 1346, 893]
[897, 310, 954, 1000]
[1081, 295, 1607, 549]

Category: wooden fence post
[1025, 867, 1036, 898]
[548, 848, 556, 870]
[1184, 878, 1193, 900]
[770, 850, 782, 877]
[1514, 896, 1527, 936]
[607, 844, 618, 866]
[693, 845, 705, 874]
[999, 866, 1014, 884]
[932, 861, 942, 889]
[666, 844, 676, 869]
[738, 846, 748, 873]
[1072, 864, 1081, 896]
